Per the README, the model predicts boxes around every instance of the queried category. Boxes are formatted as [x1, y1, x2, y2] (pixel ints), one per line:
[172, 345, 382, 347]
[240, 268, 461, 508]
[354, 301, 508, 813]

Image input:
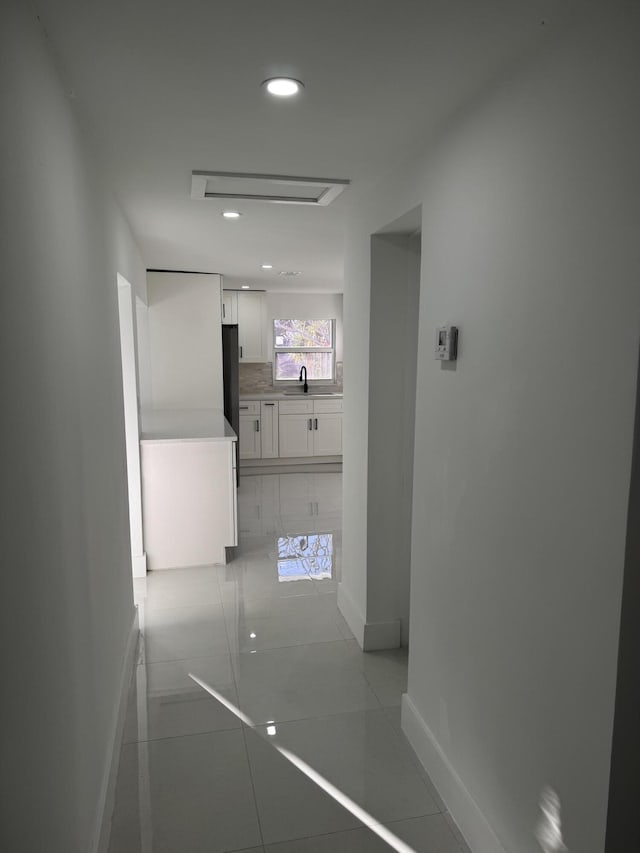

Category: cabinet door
[313, 413, 342, 456]
[221, 290, 238, 325]
[237, 291, 265, 361]
[278, 413, 314, 457]
[239, 414, 261, 459]
[260, 401, 279, 458]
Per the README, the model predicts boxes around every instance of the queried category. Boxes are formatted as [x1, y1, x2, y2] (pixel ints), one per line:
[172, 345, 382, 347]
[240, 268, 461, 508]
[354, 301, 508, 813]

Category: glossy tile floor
[108, 472, 469, 853]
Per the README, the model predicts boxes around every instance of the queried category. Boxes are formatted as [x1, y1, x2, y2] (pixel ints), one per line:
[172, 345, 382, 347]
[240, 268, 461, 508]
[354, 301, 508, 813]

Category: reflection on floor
[108, 472, 470, 853]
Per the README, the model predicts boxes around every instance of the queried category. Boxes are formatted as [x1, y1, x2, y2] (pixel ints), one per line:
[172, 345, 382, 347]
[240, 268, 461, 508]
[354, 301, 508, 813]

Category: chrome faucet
[299, 365, 308, 393]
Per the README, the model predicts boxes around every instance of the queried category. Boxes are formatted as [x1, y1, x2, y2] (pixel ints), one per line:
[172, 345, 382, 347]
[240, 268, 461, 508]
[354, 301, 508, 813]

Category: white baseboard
[92, 607, 140, 853]
[363, 618, 400, 651]
[337, 582, 365, 647]
[337, 583, 401, 651]
[240, 458, 342, 475]
[401, 694, 507, 853]
[132, 552, 147, 578]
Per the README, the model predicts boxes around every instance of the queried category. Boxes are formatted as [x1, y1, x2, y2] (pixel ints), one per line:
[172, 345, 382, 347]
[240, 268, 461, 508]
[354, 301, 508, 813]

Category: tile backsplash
[239, 361, 343, 394]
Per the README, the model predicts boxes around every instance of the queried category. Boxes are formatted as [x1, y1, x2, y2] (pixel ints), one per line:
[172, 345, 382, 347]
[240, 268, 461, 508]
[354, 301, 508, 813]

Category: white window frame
[273, 319, 336, 386]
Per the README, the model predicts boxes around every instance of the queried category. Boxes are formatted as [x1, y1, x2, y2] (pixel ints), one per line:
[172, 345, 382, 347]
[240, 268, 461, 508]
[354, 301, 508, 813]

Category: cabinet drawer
[239, 400, 260, 415]
[278, 399, 314, 415]
[313, 398, 343, 414]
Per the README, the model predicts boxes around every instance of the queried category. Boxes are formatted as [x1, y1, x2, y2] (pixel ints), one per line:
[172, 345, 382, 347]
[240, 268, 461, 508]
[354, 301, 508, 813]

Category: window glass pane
[274, 319, 332, 349]
[275, 351, 334, 381]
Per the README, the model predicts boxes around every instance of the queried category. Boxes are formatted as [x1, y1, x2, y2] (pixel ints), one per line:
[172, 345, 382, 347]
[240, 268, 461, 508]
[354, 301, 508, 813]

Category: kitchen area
[135, 270, 343, 574]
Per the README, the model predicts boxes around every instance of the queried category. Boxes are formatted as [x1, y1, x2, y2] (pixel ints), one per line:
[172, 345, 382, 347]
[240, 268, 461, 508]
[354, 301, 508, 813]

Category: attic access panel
[190, 170, 350, 206]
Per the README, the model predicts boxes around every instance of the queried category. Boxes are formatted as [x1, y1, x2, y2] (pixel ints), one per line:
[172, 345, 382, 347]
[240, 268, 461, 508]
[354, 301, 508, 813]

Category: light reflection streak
[536, 786, 567, 852]
[189, 673, 253, 726]
[189, 674, 417, 853]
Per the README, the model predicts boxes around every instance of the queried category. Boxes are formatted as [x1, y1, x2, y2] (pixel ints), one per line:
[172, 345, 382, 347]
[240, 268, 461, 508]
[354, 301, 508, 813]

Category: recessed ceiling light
[261, 264, 273, 270]
[222, 210, 241, 219]
[279, 270, 302, 276]
[241, 285, 251, 289]
[263, 77, 304, 97]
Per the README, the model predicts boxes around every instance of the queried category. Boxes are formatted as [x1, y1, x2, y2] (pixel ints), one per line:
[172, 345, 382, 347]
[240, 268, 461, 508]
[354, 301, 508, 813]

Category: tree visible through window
[274, 319, 335, 382]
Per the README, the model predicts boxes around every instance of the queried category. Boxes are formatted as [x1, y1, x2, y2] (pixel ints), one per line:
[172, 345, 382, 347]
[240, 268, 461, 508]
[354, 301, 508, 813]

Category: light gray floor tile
[224, 592, 345, 652]
[232, 641, 380, 724]
[443, 812, 472, 852]
[109, 472, 461, 853]
[136, 565, 221, 609]
[219, 555, 320, 601]
[143, 602, 230, 663]
[244, 725, 362, 844]
[122, 655, 241, 742]
[383, 705, 403, 733]
[108, 730, 262, 853]
[228, 848, 264, 853]
[248, 709, 439, 834]
[343, 643, 408, 706]
[263, 813, 464, 852]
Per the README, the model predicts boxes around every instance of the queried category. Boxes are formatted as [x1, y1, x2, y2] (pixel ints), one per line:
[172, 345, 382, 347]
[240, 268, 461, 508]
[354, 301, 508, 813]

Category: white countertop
[239, 391, 343, 401]
[140, 409, 237, 443]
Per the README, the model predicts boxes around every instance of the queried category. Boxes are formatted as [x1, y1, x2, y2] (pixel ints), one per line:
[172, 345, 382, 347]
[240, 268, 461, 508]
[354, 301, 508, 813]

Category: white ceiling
[34, 0, 574, 292]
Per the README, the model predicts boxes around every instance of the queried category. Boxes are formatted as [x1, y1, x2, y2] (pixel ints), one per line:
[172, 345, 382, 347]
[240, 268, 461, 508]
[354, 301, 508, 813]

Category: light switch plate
[435, 325, 458, 361]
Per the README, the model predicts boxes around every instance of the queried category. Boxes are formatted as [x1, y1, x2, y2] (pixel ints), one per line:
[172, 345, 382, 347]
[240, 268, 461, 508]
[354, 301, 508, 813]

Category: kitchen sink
[283, 391, 340, 396]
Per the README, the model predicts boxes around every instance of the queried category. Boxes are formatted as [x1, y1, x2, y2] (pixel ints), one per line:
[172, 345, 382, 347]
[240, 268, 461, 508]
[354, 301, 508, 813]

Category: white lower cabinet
[239, 397, 342, 461]
[312, 413, 343, 455]
[278, 398, 342, 457]
[140, 436, 237, 569]
[260, 401, 279, 458]
[278, 413, 315, 457]
[239, 401, 261, 459]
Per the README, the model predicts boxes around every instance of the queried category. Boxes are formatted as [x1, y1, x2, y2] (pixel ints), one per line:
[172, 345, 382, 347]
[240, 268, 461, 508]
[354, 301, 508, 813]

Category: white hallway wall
[0, 3, 144, 851]
[341, 7, 640, 853]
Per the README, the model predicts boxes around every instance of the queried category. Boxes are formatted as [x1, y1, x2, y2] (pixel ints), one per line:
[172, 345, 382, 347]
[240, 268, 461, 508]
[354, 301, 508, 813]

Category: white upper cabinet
[222, 290, 266, 361]
[237, 291, 266, 361]
[221, 290, 238, 325]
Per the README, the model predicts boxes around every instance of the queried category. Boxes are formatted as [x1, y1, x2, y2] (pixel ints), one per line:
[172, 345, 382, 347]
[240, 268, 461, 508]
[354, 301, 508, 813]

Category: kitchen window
[273, 319, 335, 383]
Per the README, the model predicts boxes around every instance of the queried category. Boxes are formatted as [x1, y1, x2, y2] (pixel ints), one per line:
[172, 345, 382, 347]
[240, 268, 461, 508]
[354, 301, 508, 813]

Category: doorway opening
[116, 273, 146, 577]
[366, 207, 422, 647]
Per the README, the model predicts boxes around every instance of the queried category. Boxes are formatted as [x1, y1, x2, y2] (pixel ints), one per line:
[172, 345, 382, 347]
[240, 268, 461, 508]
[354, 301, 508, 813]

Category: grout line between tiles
[240, 723, 267, 848]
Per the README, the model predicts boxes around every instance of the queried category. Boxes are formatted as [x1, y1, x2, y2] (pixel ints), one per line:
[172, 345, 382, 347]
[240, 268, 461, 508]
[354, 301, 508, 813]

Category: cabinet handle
[240, 345, 243, 358]
[255, 419, 260, 432]
[314, 418, 318, 430]
[308, 419, 312, 430]
[222, 303, 226, 319]
[264, 402, 275, 406]
[240, 406, 249, 410]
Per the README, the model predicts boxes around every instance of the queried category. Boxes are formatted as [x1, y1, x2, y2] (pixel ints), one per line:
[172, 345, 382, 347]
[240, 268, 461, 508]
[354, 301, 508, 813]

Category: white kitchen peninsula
[140, 409, 237, 570]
